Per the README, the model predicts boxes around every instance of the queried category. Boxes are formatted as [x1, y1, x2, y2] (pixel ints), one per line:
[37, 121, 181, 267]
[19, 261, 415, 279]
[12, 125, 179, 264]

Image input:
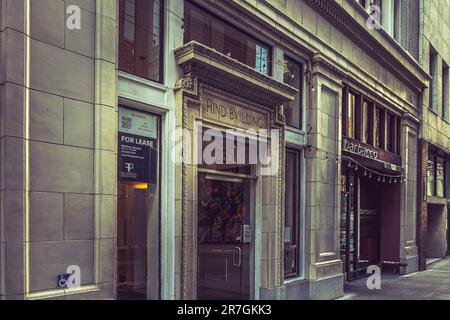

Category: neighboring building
[0, 0, 444, 301]
[416, 0, 450, 269]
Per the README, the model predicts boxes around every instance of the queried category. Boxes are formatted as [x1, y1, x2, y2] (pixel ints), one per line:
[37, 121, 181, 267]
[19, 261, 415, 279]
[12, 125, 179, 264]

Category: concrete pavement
[338, 258, 450, 300]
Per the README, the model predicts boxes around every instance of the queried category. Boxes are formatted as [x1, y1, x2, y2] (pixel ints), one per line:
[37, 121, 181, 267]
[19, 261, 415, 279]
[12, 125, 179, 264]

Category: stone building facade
[416, 0, 450, 269]
[0, 0, 444, 301]
[0, 0, 117, 299]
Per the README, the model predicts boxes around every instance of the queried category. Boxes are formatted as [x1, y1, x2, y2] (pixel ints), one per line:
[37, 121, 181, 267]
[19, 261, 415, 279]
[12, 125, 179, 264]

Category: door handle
[233, 247, 241, 267]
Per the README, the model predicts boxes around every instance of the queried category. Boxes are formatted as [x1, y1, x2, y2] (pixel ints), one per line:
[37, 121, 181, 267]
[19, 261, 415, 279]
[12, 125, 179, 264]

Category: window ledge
[427, 196, 447, 206]
[286, 126, 306, 134]
[174, 41, 298, 104]
[428, 107, 440, 117]
[284, 276, 306, 286]
[118, 70, 168, 92]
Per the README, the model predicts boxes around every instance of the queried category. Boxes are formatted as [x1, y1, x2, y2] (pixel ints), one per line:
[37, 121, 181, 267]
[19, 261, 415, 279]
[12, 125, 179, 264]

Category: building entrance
[197, 170, 254, 299]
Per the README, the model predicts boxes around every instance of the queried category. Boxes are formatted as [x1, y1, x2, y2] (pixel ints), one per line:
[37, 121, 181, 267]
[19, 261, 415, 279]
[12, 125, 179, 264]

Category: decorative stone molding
[304, 0, 429, 92]
[174, 41, 295, 298]
[175, 41, 298, 107]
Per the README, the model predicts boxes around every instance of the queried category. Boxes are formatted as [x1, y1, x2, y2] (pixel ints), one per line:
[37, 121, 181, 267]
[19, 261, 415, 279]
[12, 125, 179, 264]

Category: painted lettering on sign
[343, 138, 379, 160]
[342, 137, 402, 166]
[202, 96, 268, 131]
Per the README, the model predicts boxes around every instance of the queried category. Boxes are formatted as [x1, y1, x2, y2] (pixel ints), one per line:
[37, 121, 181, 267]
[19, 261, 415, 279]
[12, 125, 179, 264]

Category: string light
[303, 143, 407, 184]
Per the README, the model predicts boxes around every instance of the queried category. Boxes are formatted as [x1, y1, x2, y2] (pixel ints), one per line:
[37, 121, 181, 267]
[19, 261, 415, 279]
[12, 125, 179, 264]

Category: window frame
[342, 85, 401, 155]
[283, 55, 304, 130]
[429, 46, 438, 113]
[118, 0, 165, 84]
[436, 156, 445, 198]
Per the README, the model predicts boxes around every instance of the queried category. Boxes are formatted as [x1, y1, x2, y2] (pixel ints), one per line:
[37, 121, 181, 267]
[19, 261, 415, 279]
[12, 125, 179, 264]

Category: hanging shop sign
[118, 107, 158, 183]
[342, 137, 401, 166]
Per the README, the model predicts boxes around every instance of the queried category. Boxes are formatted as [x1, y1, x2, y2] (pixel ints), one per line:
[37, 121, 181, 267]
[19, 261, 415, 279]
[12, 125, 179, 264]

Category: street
[339, 258, 450, 300]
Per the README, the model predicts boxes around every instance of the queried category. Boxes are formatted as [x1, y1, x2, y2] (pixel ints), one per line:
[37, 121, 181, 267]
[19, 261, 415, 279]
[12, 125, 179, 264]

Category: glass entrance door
[197, 172, 253, 300]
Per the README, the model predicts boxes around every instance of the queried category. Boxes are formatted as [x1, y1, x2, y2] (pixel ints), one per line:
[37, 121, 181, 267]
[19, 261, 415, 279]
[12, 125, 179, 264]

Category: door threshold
[426, 257, 444, 266]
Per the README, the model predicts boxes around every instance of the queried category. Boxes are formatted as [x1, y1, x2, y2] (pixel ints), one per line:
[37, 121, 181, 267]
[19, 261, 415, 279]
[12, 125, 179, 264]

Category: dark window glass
[396, 117, 401, 155]
[443, 63, 449, 120]
[184, 2, 271, 75]
[347, 93, 356, 139]
[428, 155, 436, 197]
[437, 157, 445, 197]
[386, 113, 396, 153]
[283, 57, 302, 129]
[375, 108, 384, 149]
[119, 0, 164, 82]
[362, 100, 373, 145]
[284, 149, 300, 279]
[429, 47, 438, 111]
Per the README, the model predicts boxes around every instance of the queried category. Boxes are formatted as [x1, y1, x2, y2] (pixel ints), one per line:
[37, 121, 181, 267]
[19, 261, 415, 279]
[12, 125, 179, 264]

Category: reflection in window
[427, 155, 435, 197]
[256, 45, 268, 74]
[347, 93, 356, 139]
[119, 0, 163, 82]
[443, 63, 450, 120]
[283, 57, 302, 129]
[184, 2, 271, 75]
[375, 108, 384, 149]
[284, 149, 300, 279]
[437, 157, 445, 198]
[362, 101, 373, 145]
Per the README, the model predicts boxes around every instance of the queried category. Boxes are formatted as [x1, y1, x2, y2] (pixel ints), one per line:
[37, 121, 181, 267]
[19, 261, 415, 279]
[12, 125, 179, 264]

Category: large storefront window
[375, 107, 384, 149]
[284, 149, 301, 279]
[119, 0, 164, 82]
[117, 107, 160, 300]
[283, 57, 303, 129]
[184, 1, 271, 75]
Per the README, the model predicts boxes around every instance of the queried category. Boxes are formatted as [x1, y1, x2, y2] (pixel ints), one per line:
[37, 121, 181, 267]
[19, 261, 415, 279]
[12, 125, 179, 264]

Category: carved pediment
[174, 41, 298, 108]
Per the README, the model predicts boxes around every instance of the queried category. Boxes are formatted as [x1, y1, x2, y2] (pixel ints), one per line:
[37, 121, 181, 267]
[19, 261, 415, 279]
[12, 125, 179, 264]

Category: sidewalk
[338, 258, 450, 300]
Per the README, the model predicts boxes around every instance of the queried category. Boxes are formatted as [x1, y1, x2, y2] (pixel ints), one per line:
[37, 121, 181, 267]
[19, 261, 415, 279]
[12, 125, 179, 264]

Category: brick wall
[416, 138, 428, 271]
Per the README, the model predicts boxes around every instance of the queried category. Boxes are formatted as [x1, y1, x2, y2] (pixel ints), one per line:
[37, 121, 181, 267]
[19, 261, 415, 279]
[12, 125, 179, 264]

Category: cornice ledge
[174, 41, 298, 100]
[304, 0, 430, 90]
[403, 112, 421, 126]
[311, 54, 347, 79]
